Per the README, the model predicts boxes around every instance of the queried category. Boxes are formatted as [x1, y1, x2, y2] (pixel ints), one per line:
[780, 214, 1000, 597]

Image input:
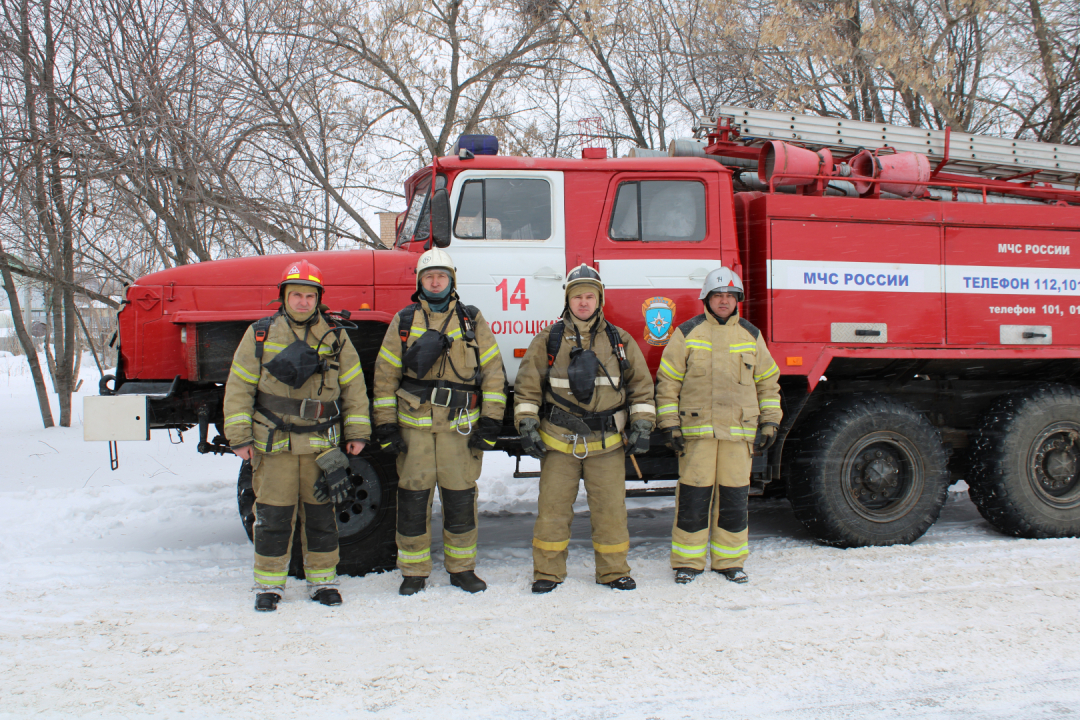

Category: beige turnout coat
[654, 310, 781, 442]
[372, 298, 506, 433]
[514, 310, 655, 456]
[223, 312, 371, 453]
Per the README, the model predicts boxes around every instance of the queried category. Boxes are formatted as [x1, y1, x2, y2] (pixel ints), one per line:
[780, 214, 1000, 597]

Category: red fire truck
[85, 107, 1080, 575]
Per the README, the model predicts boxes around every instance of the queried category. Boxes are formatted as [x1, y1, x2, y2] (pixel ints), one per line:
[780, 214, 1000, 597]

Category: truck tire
[236, 451, 399, 577]
[968, 384, 1080, 538]
[787, 396, 949, 547]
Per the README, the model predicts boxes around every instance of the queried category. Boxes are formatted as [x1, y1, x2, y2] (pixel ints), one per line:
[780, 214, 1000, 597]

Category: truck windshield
[610, 180, 706, 242]
[454, 178, 551, 241]
[397, 174, 447, 246]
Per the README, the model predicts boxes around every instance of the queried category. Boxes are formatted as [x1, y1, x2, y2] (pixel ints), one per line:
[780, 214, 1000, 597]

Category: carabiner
[455, 408, 474, 436]
[571, 434, 589, 459]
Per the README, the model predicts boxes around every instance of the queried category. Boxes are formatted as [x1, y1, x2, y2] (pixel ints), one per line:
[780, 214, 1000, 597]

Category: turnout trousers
[395, 427, 483, 577]
[533, 449, 631, 584]
[670, 438, 751, 572]
[251, 452, 339, 592]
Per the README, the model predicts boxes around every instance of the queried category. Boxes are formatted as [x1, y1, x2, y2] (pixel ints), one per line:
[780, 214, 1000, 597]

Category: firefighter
[514, 265, 656, 593]
[655, 267, 781, 584]
[372, 248, 506, 596]
[223, 259, 371, 612]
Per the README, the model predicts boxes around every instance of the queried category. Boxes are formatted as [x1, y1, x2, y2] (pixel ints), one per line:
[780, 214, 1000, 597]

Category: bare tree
[1005, 0, 1079, 143]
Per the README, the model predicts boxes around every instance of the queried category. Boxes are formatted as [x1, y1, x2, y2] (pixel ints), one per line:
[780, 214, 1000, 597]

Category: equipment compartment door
[944, 228, 1080, 345]
[447, 169, 566, 384]
[769, 220, 944, 344]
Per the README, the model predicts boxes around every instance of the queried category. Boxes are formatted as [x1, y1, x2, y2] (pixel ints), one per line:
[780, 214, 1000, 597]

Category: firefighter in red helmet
[223, 259, 371, 611]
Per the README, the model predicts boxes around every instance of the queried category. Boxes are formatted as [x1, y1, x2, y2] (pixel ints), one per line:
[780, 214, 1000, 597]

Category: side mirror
[430, 188, 451, 248]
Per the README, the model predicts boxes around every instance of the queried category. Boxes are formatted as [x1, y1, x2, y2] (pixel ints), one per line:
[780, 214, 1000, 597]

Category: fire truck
[85, 107, 1080, 575]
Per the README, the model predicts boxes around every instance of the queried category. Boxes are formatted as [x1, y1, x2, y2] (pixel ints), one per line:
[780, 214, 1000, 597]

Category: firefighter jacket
[223, 312, 371, 454]
[372, 297, 506, 434]
[655, 310, 781, 442]
[514, 309, 656, 456]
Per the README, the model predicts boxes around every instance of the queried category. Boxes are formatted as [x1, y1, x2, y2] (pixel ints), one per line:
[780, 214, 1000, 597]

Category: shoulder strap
[455, 302, 478, 342]
[398, 303, 419, 354]
[546, 320, 565, 368]
[738, 317, 761, 339]
[678, 314, 707, 337]
[604, 322, 630, 372]
[253, 313, 279, 364]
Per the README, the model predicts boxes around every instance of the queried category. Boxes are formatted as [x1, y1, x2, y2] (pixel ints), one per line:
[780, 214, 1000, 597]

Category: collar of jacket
[284, 307, 319, 327]
[563, 307, 606, 344]
[705, 307, 739, 326]
[417, 296, 459, 320]
[280, 310, 333, 335]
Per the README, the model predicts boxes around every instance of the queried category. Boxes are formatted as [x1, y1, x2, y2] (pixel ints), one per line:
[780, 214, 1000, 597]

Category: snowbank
[0, 355, 1078, 719]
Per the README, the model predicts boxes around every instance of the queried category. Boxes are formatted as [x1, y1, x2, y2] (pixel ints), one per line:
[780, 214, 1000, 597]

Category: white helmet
[415, 248, 457, 292]
[699, 266, 744, 302]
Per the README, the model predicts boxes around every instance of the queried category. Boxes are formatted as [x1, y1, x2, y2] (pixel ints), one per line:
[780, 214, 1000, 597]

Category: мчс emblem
[642, 297, 677, 346]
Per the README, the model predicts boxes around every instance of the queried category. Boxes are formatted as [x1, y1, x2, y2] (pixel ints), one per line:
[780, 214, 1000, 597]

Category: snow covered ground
[1, 352, 1078, 719]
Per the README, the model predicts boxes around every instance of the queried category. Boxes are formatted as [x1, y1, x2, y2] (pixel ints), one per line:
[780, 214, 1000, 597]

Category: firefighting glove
[518, 417, 547, 460]
[754, 422, 779, 452]
[664, 427, 685, 455]
[624, 419, 653, 456]
[376, 423, 408, 456]
[313, 448, 352, 504]
[469, 416, 501, 451]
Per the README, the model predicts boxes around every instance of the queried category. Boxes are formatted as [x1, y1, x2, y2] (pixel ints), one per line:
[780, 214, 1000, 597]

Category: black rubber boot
[602, 576, 637, 590]
[674, 568, 703, 585]
[531, 579, 559, 594]
[254, 592, 281, 612]
[399, 576, 427, 596]
[714, 567, 749, 584]
[311, 588, 342, 606]
[449, 571, 487, 593]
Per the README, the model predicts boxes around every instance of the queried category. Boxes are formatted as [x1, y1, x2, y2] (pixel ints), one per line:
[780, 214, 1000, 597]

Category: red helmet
[278, 259, 324, 293]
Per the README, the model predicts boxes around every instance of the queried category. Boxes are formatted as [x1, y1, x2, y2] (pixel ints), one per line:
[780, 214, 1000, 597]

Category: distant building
[377, 212, 402, 248]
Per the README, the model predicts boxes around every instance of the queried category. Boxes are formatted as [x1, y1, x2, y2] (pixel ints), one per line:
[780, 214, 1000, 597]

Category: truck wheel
[336, 452, 399, 576]
[235, 452, 399, 577]
[787, 396, 949, 547]
[968, 384, 1080, 538]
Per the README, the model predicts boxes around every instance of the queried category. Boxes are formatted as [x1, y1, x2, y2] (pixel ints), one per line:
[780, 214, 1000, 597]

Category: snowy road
[1, 355, 1079, 719]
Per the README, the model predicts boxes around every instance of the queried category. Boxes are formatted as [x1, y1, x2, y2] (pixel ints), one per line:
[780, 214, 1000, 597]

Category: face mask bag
[402, 330, 450, 377]
[566, 347, 599, 404]
[263, 339, 323, 389]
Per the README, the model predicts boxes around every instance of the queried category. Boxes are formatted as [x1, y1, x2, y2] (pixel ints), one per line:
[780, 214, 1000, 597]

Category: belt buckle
[299, 398, 322, 420]
[430, 387, 453, 407]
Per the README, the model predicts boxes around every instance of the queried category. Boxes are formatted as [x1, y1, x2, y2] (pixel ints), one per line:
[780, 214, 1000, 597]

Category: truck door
[591, 173, 727, 369]
[446, 170, 566, 384]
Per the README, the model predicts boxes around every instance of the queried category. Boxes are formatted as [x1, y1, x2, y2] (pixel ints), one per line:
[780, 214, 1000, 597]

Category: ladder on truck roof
[696, 106, 1080, 187]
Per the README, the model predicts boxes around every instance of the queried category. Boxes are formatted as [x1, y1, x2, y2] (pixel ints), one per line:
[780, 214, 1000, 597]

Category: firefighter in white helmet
[654, 267, 782, 584]
[372, 248, 506, 596]
[513, 265, 656, 593]
[223, 259, 371, 612]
